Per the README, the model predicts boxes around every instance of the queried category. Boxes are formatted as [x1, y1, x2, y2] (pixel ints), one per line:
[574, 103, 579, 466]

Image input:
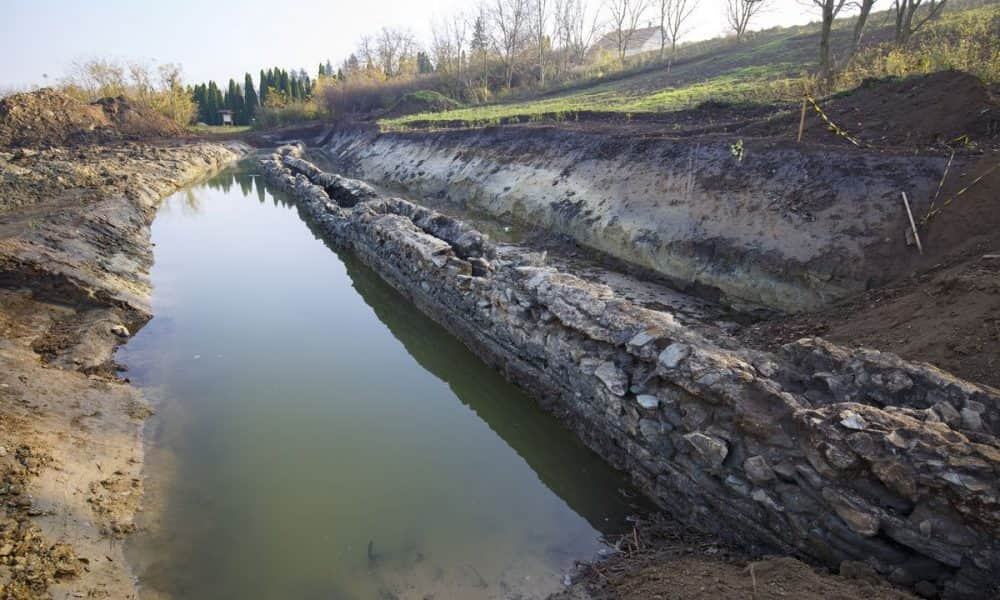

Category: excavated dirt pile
[0, 88, 185, 148]
[790, 70, 1000, 149]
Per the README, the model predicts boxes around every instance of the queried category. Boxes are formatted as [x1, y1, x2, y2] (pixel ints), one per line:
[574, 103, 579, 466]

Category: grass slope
[382, 1, 999, 130]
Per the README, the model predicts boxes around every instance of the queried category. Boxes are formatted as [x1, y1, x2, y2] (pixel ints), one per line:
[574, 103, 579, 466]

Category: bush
[255, 100, 325, 128]
[838, 4, 1000, 88]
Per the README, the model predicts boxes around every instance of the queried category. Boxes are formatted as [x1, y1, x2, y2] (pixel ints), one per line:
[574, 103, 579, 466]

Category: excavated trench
[260, 141, 1000, 599]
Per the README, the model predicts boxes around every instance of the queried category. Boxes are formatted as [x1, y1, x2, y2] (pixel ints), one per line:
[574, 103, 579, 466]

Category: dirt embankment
[0, 89, 186, 149]
[0, 90, 245, 597]
[319, 73, 1000, 317]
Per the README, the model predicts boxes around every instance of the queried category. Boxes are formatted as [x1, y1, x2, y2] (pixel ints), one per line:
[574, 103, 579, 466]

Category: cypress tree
[318, 63, 326, 78]
[205, 81, 219, 125]
[279, 69, 289, 96]
[259, 69, 268, 107]
[244, 73, 258, 122]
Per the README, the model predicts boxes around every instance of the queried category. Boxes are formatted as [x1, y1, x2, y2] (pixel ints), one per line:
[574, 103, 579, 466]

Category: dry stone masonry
[262, 144, 999, 599]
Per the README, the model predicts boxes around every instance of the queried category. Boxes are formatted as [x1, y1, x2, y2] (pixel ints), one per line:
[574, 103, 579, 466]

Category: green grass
[380, 1, 998, 131]
[188, 124, 252, 134]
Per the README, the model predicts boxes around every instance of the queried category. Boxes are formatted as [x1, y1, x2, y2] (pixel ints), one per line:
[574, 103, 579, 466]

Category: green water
[120, 167, 642, 600]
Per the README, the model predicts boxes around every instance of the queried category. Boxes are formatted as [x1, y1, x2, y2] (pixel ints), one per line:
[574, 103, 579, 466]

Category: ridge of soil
[0, 89, 185, 149]
[398, 71, 1000, 155]
[741, 151, 1000, 389]
[0, 140, 244, 598]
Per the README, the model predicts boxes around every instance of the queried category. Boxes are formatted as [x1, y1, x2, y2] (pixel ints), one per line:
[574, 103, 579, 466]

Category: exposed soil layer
[394, 72, 1000, 153]
[742, 152, 1000, 389]
[0, 140, 245, 598]
[747, 70, 1000, 150]
[0, 89, 185, 149]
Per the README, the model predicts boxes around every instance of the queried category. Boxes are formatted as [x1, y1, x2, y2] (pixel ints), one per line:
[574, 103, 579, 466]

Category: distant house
[591, 26, 665, 58]
[219, 109, 234, 126]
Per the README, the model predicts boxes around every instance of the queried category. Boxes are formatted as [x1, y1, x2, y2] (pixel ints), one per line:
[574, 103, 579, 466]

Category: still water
[119, 166, 641, 599]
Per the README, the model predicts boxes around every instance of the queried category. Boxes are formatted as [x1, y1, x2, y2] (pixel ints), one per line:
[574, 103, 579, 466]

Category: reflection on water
[120, 166, 643, 600]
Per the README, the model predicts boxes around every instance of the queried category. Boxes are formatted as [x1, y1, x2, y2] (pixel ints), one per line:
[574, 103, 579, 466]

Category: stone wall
[262, 145, 1000, 599]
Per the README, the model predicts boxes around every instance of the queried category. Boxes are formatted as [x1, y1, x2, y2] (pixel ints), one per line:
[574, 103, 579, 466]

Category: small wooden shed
[219, 110, 234, 126]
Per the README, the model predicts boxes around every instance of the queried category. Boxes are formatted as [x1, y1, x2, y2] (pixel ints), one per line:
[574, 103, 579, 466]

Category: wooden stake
[902, 192, 924, 255]
[797, 95, 808, 142]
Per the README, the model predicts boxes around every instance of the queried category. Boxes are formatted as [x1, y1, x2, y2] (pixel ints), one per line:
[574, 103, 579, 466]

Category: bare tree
[657, 0, 697, 68]
[490, 0, 531, 89]
[533, 0, 550, 87]
[606, 0, 649, 62]
[724, 0, 769, 42]
[431, 12, 469, 79]
[811, 0, 848, 82]
[848, 0, 878, 57]
[892, 0, 947, 44]
[554, 0, 595, 73]
[376, 27, 418, 78]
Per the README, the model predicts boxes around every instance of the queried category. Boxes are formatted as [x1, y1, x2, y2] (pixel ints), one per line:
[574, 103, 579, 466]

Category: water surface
[121, 167, 641, 599]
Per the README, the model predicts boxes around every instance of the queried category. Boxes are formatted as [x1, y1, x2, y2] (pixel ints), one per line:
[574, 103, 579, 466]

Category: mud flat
[263, 144, 999, 599]
[0, 141, 245, 598]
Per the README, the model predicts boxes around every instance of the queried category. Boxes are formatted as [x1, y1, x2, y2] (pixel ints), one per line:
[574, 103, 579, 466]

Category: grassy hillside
[382, 1, 999, 130]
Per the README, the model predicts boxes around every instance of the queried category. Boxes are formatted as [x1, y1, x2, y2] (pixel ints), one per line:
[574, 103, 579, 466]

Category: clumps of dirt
[797, 70, 1000, 149]
[0, 88, 185, 149]
[553, 516, 914, 600]
[0, 441, 86, 599]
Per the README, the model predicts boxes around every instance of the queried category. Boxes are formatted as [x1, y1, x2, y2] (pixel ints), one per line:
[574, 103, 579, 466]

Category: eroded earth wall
[263, 145, 999, 600]
[321, 128, 956, 313]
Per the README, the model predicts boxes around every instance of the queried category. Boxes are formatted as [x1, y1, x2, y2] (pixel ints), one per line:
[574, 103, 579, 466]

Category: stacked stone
[261, 145, 999, 599]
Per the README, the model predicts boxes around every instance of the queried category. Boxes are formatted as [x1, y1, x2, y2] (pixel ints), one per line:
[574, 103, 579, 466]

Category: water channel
[119, 164, 643, 599]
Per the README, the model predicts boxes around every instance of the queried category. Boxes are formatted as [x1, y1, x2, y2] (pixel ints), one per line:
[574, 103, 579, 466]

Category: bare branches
[606, 0, 650, 62]
[658, 0, 698, 65]
[490, 0, 531, 88]
[893, 0, 947, 44]
[724, 0, 769, 42]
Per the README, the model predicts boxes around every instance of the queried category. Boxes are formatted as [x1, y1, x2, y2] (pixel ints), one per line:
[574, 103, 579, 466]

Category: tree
[244, 73, 259, 123]
[430, 11, 468, 82]
[533, 0, 550, 87]
[417, 51, 435, 73]
[724, 0, 769, 42]
[490, 0, 530, 89]
[470, 11, 491, 93]
[554, 0, 600, 69]
[658, 0, 697, 68]
[848, 0, 878, 58]
[259, 69, 268, 107]
[811, 0, 848, 83]
[607, 0, 650, 63]
[892, 0, 946, 44]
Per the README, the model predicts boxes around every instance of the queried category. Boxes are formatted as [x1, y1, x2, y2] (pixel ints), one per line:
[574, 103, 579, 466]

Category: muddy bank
[316, 126, 977, 314]
[0, 141, 245, 598]
[264, 145, 999, 599]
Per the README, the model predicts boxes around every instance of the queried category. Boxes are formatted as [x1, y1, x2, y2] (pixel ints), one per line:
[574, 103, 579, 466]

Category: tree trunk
[849, 0, 875, 58]
[819, 4, 835, 83]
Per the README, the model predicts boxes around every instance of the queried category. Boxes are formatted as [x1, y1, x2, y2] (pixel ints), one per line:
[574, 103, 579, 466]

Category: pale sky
[1, 0, 823, 89]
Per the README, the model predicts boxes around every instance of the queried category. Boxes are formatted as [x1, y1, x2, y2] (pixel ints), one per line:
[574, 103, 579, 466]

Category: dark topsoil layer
[0, 88, 185, 148]
[399, 70, 1000, 152]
